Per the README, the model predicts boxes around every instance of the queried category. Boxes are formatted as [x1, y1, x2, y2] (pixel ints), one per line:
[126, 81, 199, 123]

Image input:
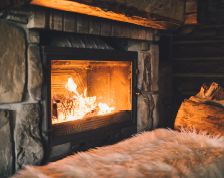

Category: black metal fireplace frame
[42, 46, 138, 154]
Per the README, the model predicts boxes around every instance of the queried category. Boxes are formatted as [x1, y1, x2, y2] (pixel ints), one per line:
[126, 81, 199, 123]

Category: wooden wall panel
[27, 6, 155, 41]
[111, 21, 121, 38]
[89, 16, 101, 35]
[63, 11, 77, 32]
[173, 43, 224, 58]
[138, 26, 146, 40]
[173, 59, 224, 73]
[101, 18, 112, 36]
[121, 23, 131, 39]
[77, 14, 89, 34]
[130, 24, 139, 39]
[173, 77, 224, 95]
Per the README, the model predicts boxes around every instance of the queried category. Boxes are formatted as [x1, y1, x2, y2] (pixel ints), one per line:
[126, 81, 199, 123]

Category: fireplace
[42, 46, 137, 159]
[0, 4, 160, 177]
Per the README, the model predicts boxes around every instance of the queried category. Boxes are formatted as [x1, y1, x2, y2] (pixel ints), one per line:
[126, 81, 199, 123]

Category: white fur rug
[12, 129, 224, 178]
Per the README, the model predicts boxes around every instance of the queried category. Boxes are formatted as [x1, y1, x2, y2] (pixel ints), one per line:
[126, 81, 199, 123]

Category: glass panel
[51, 60, 132, 124]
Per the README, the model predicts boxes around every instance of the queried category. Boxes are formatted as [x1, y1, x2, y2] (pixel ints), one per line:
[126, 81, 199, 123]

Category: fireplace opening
[51, 59, 133, 137]
[42, 45, 137, 158]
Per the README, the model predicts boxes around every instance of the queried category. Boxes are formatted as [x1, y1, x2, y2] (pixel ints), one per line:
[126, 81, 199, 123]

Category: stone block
[150, 44, 159, 91]
[28, 30, 39, 44]
[8, 7, 32, 16]
[49, 143, 71, 160]
[15, 104, 44, 170]
[27, 6, 46, 29]
[137, 94, 155, 133]
[128, 40, 150, 51]
[0, 110, 13, 178]
[6, 14, 28, 24]
[27, 44, 43, 101]
[0, 21, 25, 104]
[128, 42, 152, 92]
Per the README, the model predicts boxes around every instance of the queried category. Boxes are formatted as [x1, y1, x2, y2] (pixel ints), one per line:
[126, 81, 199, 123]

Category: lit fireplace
[51, 60, 132, 124]
[0, 2, 161, 175]
[43, 46, 137, 151]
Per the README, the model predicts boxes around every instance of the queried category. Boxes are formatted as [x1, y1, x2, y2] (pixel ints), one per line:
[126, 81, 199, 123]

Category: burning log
[52, 77, 115, 124]
[174, 82, 224, 136]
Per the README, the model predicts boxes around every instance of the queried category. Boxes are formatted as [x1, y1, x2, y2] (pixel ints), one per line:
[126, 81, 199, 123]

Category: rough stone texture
[0, 21, 25, 104]
[8, 7, 32, 16]
[6, 14, 28, 23]
[135, 51, 151, 91]
[0, 110, 13, 178]
[49, 143, 71, 160]
[15, 104, 44, 170]
[128, 41, 158, 132]
[27, 6, 46, 29]
[27, 44, 43, 101]
[28, 30, 40, 44]
[128, 41, 151, 51]
[137, 51, 144, 90]
[152, 94, 159, 129]
[142, 51, 151, 91]
[137, 94, 155, 132]
[128, 41, 151, 90]
[150, 44, 159, 91]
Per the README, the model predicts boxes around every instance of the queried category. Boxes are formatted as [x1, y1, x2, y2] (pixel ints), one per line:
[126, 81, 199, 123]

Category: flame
[65, 78, 79, 96]
[52, 77, 115, 124]
[98, 103, 115, 115]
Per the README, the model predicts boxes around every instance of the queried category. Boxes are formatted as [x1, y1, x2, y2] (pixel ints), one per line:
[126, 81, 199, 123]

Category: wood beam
[30, 0, 181, 30]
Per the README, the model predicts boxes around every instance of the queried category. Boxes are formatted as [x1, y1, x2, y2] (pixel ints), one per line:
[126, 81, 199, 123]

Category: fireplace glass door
[51, 59, 134, 137]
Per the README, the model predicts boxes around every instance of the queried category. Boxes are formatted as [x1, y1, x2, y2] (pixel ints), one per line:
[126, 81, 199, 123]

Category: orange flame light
[52, 77, 115, 124]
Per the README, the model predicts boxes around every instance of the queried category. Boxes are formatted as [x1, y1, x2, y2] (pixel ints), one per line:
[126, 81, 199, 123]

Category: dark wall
[172, 0, 224, 123]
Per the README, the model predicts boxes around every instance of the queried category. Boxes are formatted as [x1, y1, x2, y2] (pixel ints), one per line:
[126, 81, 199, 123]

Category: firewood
[174, 82, 224, 136]
[174, 99, 224, 136]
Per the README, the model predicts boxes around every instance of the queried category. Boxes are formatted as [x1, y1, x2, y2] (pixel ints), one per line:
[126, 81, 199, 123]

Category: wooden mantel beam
[29, 0, 184, 30]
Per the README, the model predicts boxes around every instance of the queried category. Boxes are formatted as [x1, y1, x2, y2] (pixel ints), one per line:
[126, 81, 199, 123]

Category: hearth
[43, 46, 137, 159]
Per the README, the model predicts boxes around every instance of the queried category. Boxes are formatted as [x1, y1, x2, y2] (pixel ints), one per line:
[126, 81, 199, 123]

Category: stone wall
[128, 41, 160, 132]
[0, 11, 44, 178]
[0, 4, 160, 177]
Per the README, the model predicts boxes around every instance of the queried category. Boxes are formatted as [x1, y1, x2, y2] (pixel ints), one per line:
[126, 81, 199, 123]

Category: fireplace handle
[135, 89, 159, 95]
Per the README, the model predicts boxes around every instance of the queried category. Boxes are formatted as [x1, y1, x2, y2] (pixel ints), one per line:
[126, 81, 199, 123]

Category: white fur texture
[11, 129, 224, 178]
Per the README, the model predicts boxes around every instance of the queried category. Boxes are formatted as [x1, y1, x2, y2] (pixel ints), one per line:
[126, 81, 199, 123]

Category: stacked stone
[0, 10, 43, 178]
[128, 41, 160, 132]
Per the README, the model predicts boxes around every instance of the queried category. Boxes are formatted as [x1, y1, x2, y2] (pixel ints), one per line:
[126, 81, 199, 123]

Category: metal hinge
[136, 69, 139, 75]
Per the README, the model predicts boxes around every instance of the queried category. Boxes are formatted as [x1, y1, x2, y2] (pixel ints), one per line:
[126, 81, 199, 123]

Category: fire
[98, 103, 114, 115]
[52, 77, 115, 124]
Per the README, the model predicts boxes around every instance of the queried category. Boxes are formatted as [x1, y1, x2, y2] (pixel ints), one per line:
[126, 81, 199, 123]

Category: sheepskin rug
[12, 129, 224, 178]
